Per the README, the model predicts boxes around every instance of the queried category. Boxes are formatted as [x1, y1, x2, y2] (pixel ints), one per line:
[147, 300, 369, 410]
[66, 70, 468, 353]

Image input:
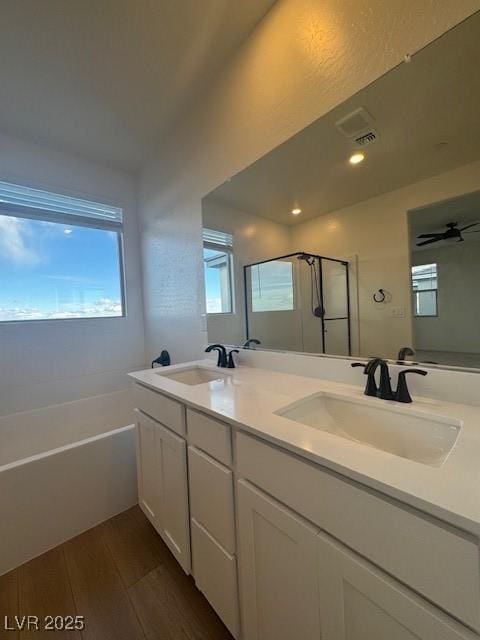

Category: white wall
[139, 0, 480, 363]
[0, 132, 146, 416]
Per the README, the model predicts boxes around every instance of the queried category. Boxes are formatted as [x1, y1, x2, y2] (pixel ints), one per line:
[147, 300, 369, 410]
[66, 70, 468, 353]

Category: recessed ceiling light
[349, 152, 365, 165]
[291, 208, 302, 215]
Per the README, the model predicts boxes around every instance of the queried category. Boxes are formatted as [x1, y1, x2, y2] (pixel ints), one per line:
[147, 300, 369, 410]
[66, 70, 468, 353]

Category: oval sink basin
[158, 366, 230, 386]
[276, 393, 461, 467]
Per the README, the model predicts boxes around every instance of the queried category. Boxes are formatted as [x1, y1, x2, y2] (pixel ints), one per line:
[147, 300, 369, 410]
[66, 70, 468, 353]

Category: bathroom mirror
[202, 11, 480, 370]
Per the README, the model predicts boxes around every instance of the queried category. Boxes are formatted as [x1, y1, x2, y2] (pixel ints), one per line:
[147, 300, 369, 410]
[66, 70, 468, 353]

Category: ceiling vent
[354, 130, 378, 147]
[335, 107, 374, 139]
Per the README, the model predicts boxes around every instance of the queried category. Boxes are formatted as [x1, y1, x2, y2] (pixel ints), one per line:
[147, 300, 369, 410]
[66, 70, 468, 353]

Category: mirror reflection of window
[251, 260, 294, 312]
[203, 228, 234, 314]
[411, 263, 438, 317]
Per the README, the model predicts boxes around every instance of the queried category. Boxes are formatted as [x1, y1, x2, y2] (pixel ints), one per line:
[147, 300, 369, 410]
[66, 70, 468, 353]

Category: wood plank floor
[0, 506, 233, 640]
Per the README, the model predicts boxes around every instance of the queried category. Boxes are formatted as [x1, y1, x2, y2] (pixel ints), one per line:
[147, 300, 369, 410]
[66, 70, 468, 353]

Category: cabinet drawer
[191, 518, 239, 638]
[236, 431, 480, 632]
[188, 446, 235, 553]
[187, 408, 232, 465]
[133, 383, 185, 436]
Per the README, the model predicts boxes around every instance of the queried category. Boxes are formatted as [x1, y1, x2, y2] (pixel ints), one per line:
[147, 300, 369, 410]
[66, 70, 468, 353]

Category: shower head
[297, 252, 315, 265]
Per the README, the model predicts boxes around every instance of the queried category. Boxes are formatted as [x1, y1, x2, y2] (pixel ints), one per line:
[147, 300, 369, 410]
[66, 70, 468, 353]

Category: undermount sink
[276, 393, 461, 467]
[159, 366, 230, 386]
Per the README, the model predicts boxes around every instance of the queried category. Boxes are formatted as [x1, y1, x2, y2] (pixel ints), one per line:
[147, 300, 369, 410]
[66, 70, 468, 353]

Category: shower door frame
[243, 252, 351, 356]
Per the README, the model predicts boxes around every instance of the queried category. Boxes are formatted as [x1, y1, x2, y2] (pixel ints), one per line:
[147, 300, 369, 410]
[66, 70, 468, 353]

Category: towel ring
[373, 289, 386, 303]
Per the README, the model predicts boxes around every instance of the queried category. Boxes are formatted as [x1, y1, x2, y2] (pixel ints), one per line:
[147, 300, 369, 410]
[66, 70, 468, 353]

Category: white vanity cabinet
[236, 479, 321, 640]
[236, 431, 480, 640]
[133, 380, 480, 640]
[236, 477, 476, 640]
[317, 533, 476, 640]
[154, 418, 191, 573]
[134, 387, 239, 635]
[136, 411, 159, 523]
[134, 387, 190, 574]
[188, 445, 235, 553]
[187, 409, 240, 638]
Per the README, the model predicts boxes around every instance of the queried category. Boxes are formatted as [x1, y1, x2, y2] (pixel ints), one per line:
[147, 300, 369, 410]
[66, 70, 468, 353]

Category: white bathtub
[0, 389, 137, 576]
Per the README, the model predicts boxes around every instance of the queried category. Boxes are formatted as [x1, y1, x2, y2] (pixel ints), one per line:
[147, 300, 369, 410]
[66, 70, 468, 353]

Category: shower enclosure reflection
[244, 253, 350, 355]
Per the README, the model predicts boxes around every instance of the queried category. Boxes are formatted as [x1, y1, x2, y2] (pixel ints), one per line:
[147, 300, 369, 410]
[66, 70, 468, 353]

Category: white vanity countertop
[129, 360, 480, 536]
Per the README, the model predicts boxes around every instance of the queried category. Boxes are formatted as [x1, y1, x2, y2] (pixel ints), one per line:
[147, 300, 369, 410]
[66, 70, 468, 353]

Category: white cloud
[0, 298, 123, 322]
[0, 215, 39, 265]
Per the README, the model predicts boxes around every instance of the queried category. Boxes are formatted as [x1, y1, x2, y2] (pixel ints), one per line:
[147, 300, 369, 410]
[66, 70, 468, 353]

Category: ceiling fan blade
[464, 230, 480, 233]
[417, 237, 441, 247]
[459, 222, 480, 232]
[417, 233, 443, 239]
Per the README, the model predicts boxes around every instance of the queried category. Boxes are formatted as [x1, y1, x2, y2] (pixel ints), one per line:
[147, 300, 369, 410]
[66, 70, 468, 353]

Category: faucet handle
[351, 361, 378, 397]
[351, 362, 367, 371]
[228, 349, 239, 369]
[395, 368, 428, 403]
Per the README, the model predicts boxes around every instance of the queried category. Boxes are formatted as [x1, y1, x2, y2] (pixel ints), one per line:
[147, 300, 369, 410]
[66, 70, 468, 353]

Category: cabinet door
[188, 446, 236, 553]
[191, 518, 240, 638]
[136, 414, 159, 525]
[237, 480, 321, 640]
[156, 422, 191, 574]
[317, 532, 476, 640]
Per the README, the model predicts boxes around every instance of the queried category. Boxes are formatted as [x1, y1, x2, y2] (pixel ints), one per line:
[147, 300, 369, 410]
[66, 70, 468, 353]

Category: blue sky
[0, 214, 122, 321]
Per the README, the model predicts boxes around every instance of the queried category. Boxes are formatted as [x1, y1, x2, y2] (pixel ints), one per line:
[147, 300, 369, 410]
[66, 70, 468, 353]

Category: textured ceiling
[207, 11, 480, 226]
[0, 0, 276, 172]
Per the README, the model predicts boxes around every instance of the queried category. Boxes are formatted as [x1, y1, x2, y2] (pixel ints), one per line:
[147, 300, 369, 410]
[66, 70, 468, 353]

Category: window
[0, 180, 124, 321]
[251, 260, 294, 312]
[203, 228, 233, 314]
[411, 263, 438, 316]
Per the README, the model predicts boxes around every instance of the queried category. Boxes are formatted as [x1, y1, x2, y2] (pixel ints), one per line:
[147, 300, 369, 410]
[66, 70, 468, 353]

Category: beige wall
[291, 160, 480, 359]
[139, 0, 480, 363]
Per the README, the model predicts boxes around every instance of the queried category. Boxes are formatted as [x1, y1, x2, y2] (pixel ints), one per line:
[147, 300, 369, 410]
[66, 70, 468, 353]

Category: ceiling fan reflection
[416, 221, 480, 247]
